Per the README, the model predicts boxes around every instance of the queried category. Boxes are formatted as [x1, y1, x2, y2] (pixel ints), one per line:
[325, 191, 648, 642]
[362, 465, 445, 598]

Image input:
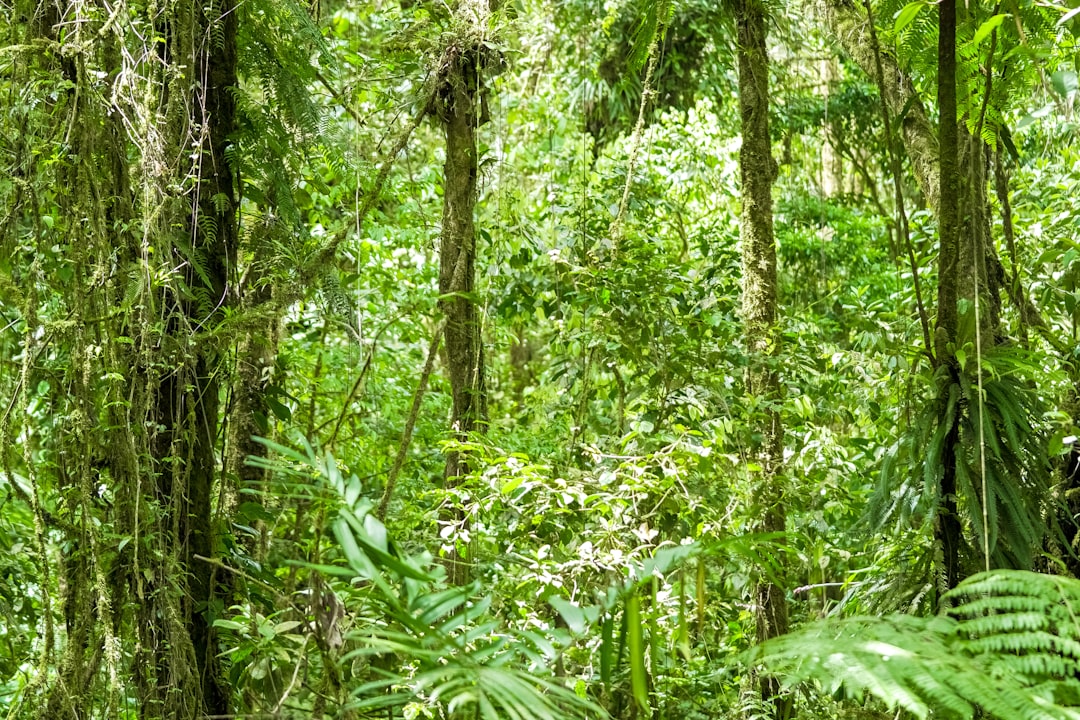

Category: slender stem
[862, 0, 934, 363]
[937, 0, 960, 354]
[377, 320, 445, 521]
[937, 0, 963, 595]
[610, 4, 666, 250]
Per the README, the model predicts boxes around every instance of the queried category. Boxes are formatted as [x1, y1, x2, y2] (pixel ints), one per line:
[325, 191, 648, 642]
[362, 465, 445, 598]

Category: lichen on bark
[735, 0, 790, 716]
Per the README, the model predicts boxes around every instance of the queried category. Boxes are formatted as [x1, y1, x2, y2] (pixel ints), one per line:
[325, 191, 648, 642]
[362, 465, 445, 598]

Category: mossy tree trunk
[935, 0, 964, 594]
[18, 0, 239, 714]
[735, 1, 790, 717]
[819, 0, 941, 211]
[27, 1, 140, 715]
[30, 4, 112, 716]
[227, 280, 281, 561]
[149, 0, 239, 713]
[958, 136, 1002, 339]
[189, 0, 238, 710]
[834, 0, 1054, 595]
[435, 3, 490, 585]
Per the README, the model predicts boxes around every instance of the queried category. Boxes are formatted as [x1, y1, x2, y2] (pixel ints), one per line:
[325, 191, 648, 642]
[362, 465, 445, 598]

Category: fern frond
[755, 570, 1080, 719]
[253, 441, 605, 720]
[871, 340, 1054, 575]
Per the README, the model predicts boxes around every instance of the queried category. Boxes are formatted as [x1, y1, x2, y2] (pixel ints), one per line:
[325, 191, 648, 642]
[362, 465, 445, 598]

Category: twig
[376, 319, 444, 521]
[273, 635, 310, 715]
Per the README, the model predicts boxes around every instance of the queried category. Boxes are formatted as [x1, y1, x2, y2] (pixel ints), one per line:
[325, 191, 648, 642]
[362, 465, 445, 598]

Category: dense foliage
[4, 0, 1080, 718]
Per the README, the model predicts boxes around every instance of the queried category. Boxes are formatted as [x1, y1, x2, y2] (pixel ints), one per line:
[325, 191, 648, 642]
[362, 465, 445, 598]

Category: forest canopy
[4, 0, 1080, 718]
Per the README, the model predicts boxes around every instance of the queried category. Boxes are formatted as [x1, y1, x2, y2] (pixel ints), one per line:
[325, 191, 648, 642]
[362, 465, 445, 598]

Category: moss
[735, 1, 791, 716]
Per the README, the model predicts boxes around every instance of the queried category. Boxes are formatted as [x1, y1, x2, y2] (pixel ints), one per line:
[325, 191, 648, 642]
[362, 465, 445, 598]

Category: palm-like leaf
[259, 439, 605, 720]
[871, 343, 1054, 573]
[753, 570, 1080, 719]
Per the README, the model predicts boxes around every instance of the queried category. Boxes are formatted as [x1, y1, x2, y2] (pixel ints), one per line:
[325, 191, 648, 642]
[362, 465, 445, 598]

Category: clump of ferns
[754, 569, 1080, 719]
[883, 0, 1057, 138]
[872, 335, 1058, 579]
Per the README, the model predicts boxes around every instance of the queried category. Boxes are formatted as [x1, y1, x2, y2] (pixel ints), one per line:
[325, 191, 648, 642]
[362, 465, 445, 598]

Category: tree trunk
[960, 137, 1002, 339]
[227, 279, 281, 562]
[936, 0, 964, 594]
[823, 0, 1008, 343]
[735, 1, 790, 717]
[819, 0, 940, 210]
[832, 0, 1020, 594]
[817, 58, 843, 197]
[435, 4, 489, 585]
[190, 0, 238, 708]
[149, 0, 239, 712]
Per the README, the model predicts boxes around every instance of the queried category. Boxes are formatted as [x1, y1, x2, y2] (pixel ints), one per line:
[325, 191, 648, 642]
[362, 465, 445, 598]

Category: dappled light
[3, 0, 1080, 718]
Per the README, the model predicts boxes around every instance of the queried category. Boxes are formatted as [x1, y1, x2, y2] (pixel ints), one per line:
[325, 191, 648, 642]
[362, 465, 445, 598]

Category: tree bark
[735, 1, 790, 716]
[818, 0, 940, 211]
[189, 0, 237, 707]
[936, 0, 964, 594]
[227, 279, 280, 563]
[150, 0, 239, 712]
[824, 0, 1045, 349]
[861, 0, 934, 355]
[828, 0, 1029, 593]
[435, 4, 490, 585]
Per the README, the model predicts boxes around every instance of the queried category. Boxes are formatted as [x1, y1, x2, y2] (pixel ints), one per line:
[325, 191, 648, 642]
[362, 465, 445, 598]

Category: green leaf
[549, 595, 588, 635]
[677, 573, 692, 662]
[413, 586, 469, 624]
[249, 657, 270, 680]
[266, 397, 292, 422]
[627, 592, 650, 714]
[237, 501, 276, 523]
[334, 516, 371, 575]
[340, 510, 433, 581]
[345, 476, 361, 509]
[251, 436, 315, 466]
[600, 614, 614, 686]
[1052, 70, 1079, 99]
[213, 619, 245, 631]
[972, 14, 1006, 46]
[648, 577, 661, 676]
[1049, 431, 1070, 457]
[284, 560, 357, 578]
[628, 3, 660, 71]
[500, 475, 524, 495]
[638, 543, 698, 582]
[894, 2, 926, 35]
[999, 125, 1019, 160]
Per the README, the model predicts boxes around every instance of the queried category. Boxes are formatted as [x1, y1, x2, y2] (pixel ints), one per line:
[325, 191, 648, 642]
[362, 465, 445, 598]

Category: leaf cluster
[755, 569, 1080, 719]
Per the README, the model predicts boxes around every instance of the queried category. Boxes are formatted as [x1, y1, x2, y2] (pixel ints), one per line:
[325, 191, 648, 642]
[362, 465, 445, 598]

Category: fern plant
[872, 331, 1055, 582]
[753, 569, 1080, 719]
[881, 0, 1061, 148]
[245, 437, 606, 720]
